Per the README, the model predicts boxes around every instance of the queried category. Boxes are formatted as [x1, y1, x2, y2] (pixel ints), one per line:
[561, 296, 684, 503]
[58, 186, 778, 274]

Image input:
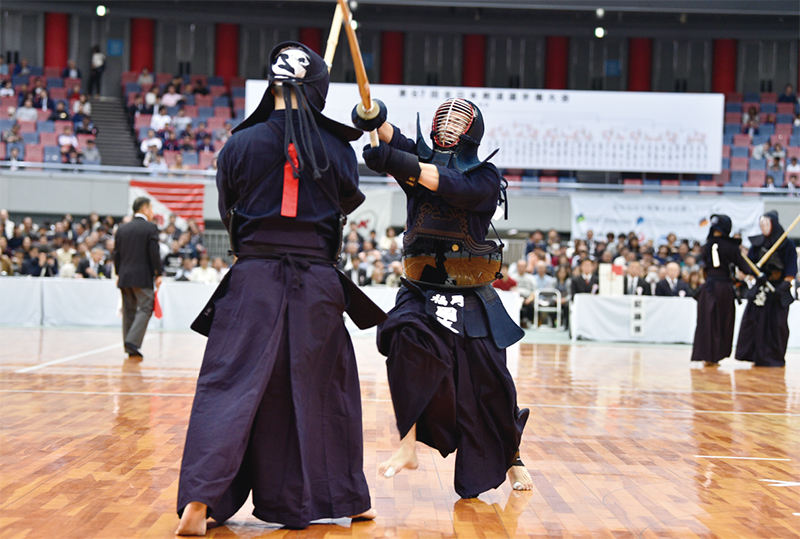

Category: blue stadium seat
[212, 96, 229, 107]
[723, 124, 740, 135]
[681, 179, 699, 187]
[235, 109, 246, 119]
[767, 172, 783, 186]
[37, 121, 55, 133]
[207, 76, 224, 86]
[166, 105, 180, 116]
[721, 158, 730, 169]
[722, 134, 735, 145]
[138, 127, 150, 140]
[28, 66, 43, 76]
[21, 133, 39, 144]
[0, 119, 15, 131]
[559, 177, 577, 183]
[12, 75, 27, 86]
[47, 77, 63, 88]
[790, 134, 800, 146]
[644, 179, 660, 186]
[721, 185, 742, 196]
[125, 82, 142, 93]
[521, 175, 538, 182]
[752, 134, 770, 145]
[725, 103, 742, 112]
[232, 87, 246, 98]
[197, 106, 214, 117]
[182, 94, 195, 105]
[749, 158, 766, 170]
[776, 114, 793, 124]
[730, 171, 747, 185]
[6, 142, 25, 159]
[760, 125, 775, 135]
[731, 147, 749, 157]
[43, 146, 61, 163]
[760, 103, 776, 113]
[181, 151, 199, 165]
[743, 92, 760, 102]
[228, 118, 242, 128]
[696, 174, 712, 181]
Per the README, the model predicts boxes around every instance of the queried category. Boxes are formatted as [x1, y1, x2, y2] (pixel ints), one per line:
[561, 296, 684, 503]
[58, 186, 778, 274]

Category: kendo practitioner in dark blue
[735, 211, 797, 367]
[690, 214, 751, 366]
[176, 43, 383, 535]
[353, 97, 533, 498]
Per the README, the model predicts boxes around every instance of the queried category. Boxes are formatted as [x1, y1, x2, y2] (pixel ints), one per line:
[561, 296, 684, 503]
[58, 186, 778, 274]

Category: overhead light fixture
[349, 0, 358, 10]
[595, 27, 605, 38]
[596, 8, 605, 19]
[96, 5, 107, 16]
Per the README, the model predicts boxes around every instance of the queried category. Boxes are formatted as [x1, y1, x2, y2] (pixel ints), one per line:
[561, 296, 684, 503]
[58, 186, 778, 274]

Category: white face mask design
[271, 48, 311, 84]
[759, 216, 772, 237]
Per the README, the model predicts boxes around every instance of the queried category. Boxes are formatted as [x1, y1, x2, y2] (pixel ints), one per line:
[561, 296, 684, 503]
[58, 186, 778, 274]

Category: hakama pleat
[735, 294, 790, 367]
[691, 279, 737, 363]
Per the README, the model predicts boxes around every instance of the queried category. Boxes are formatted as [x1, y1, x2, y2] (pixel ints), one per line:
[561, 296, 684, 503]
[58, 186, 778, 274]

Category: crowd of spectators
[0, 209, 228, 284]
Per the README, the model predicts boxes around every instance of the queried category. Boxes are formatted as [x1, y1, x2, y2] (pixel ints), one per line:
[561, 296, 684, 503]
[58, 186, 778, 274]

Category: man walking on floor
[114, 196, 162, 360]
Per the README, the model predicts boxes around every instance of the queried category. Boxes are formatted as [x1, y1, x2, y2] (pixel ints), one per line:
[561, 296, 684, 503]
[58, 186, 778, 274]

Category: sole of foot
[350, 508, 377, 520]
[508, 466, 533, 491]
[176, 502, 207, 536]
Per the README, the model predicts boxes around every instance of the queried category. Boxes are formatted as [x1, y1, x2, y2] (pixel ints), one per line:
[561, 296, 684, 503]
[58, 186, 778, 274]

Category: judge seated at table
[571, 258, 599, 295]
[655, 262, 691, 297]
[623, 260, 651, 296]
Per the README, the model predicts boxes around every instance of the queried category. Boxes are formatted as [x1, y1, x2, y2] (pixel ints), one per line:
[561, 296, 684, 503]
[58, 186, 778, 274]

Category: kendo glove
[777, 280, 795, 307]
[363, 142, 422, 188]
[351, 99, 388, 132]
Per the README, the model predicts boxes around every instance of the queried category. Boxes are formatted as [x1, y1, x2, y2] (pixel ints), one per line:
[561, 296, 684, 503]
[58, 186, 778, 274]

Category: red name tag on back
[281, 143, 300, 218]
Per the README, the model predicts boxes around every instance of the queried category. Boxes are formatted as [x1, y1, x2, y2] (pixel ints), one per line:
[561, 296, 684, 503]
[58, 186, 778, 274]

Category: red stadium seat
[1, 96, 16, 109]
[777, 103, 795, 115]
[162, 150, 179, 166]
[623, 178, 642, 194]
[775, 124, 792, 137]
[40, 133, 58, 146]
[49, 87, 67, 100]
[760, 92, 777, 103]
[76, 134, 93, 148]
[121, 71, 138, 85]
[786, 147, 800, 159]
[713, 171, 731, 184]
[206, 117, 226, 130]
[722, 145, 731, 158]
[195, 95, 213, 107]
[230, 77, 245, 88]
[63, 77, 81, 89]
[699, 180, 719, 195]
[18, 121, 36, 133]
[156, 73, 173, 86]
[730, 157, 749, 170]
[209, 86, 228, 97]
[724, 112, 741, 124]
[770, 134, 787, 146]
[232, 97, 245, 109]
[199, 151, 216, 169]
[183, 105, 199, 117]
[539, 176, 557, 192]
[725, 92, 743, 103]
[54, 120, 72, 133]
[191, 75, 208, 87]
[25, 144, 44, 162]
[213, 107, 231, 119]
[742, 102, 759, 112]
[0, 142, 5, 159]
[660, 179, 679, 194]
[44, 66, 61, 78]
[127, 93, 138, 106]
[36, 109, 50, 121]
[134, 115, 152, 129]
[732, 134, 751, 147]
[747, 170, 766, 184]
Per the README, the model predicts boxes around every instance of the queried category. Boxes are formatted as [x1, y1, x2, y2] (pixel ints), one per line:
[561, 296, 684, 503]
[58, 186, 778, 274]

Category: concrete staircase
[90, 97, 141, 167]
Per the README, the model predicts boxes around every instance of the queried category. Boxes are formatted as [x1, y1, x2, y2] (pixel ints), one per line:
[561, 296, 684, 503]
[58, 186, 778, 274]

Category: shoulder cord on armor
[498, 175, 509, 220]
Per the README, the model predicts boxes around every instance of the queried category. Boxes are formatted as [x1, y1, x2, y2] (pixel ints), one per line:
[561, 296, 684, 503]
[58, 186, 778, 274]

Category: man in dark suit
[62, 60, 82, 79]
[571, 258, 599, 295]
[77, 247, 111, 278]
[114, 197, 162, 360]
[623, 260, 651, 296]
[655, 262, 691, 297]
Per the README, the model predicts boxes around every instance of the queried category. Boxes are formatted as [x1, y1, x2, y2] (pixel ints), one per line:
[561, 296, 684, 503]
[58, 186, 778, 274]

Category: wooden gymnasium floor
[1, 327, 798, 539]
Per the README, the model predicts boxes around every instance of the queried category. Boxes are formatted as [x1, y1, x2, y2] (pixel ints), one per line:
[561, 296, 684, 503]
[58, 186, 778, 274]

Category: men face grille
[433, 99, 474, 148]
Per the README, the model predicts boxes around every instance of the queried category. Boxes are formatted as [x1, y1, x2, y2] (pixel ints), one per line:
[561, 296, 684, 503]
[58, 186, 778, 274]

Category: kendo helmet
[708, 214, 732, 238]
[415, 98, 498, 173]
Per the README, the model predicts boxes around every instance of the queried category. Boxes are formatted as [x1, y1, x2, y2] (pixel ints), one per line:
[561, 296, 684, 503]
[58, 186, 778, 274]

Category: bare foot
[176, 501, 207, 536]
[350, 508, 377, 520]
[508, 466, 533, 491]
[378, 443, 419, 478]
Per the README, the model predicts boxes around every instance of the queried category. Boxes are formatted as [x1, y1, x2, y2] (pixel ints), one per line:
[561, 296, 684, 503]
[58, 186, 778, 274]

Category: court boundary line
[14, 335, 154, 374]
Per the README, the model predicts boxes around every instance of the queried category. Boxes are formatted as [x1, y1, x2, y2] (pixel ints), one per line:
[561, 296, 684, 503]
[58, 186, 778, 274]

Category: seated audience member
[786, 157, 800, 173]
[655, 262, 690, 297]
[15, 98, 38, 122]
[142, 144, 160, 167]
[147, 155, 167, 174]
[73, 94, 91, 117]
[49, 101, 71, 121]
[55, 237, 76, 267]
[68, 83, 82, 101]
[37, 89, 51, 111]
[2, 122, 23, 143]
[206, 157, 218, 171]
[58, 125, 79, 152]
[63, 147, 82, 165]
[163, 240, 184, 277]
[213, 121, 232, 143]
[764, 177, 777, 190]
[0, 57, 7, 76]
[531, 260, 556, 290]
[194, 122, 210, 142]
[787, 174, 798, 195]
[179, 132, 195, 151]
[211, 257, 229, 279]
[140, 129, 163, 153]
[32, 77, 46, 97]
[150, 105, 171, 132]
[59, 252, 83, 278]
[82, 139, 101, 164]
[22, 247, 58, 277]
[384, 261, 403, 287]
[197, 135, 214, 153]
[514, 259, 537, 327]
[381, 241, 402, 266]
[62, 59, 82, 79]
[742, 105, 759, 124]
[137, 67, 154, 87]
[175, 257, 196, 281]
[6, 147, 21, 171]
[769, 157, 784, 173]
[768, 143, 786, 162]
[77, 247, 110, 278]
[188, 253, 218, 284]
[163, 131, 181, 151]
[75, 117, 97, 136]
[554, 265, 572, 327]
[624, 260, 651, 296]
[686, 270, 703, 298]
[0, 80, 14, 97]
[338, 241, 361, 282]
[777, 83, 797, 103]
[172, 108, 192, 133]
[145, 86, 161, 108]
[571, 258, 599, 295]
[169, 153, 189, 174]
[492, 264, 517, 291]
[128, 95, 153, 122]
[161, 85, 183, 108]
[370, 259, 386, 285]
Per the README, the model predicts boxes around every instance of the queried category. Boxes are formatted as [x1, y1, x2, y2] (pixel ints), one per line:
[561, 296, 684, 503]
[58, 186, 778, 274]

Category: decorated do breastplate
[402, 202, 502, 288]
[757, 245, 785, 276]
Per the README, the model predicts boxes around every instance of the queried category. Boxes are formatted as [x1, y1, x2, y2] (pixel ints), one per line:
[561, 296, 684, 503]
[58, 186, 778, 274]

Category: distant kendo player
[735, 211, 797, 367]
[690, 214, 751, 366]
[353, 97, 533, 497]
[176, 42, 382, 535]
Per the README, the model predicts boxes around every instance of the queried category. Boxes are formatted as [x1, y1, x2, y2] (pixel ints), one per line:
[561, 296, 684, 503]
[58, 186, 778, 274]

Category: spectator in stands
[62, 59, 81, 79]
[172, 107, 192, 133]
[163, 240, 184, 277]
[32, 77, 46, 97]
[0, 209, 14, 240]
[63, 147, 82, 166]
[525, 230, 546, 255]
[88, 45, 106, 97]
[140, 129, 162, 153]
[769, 157, 784, 173]
[82, 139, 101, 164]
[15, 98, 38, 122]
[145, 86, 160, 108]
[58, 125, 79, 151]
[0, 80, 13, 97]
[778, 84, 797, 103]
[206, 157, 217, 171]
[163, 131, 181, 151]
[128, 94, 152, 123]
[686, 270, 703, 298]
[6, 147, 20, 171]
[15, 83, 29, 106]
[150, 105, 171, 132]
[13, 58, 31, 77]
[197, 135, 214, 153]
[787, 174, 798, 195]
[143, 144, 160, 167]
[58, 252, 82, 278]
[211, 257, 229, 279]
[0, 57, 7, 77]
[381, 240, 402, 266]
[75, 116, 97, 136]
[571, 258, 598, 295]
[169, 153, 189, 174]
[2, 122, 22, 143]
[194, 121, 210, 142]
[751, 141, 770, 160]
[77, 247, 110, 278]
[55, 236, 76, 267]
[73, 94, 91, 117]
[492, 264, 517, 291]
[137, 67, 154, 87]
[68, 82, 82, 101]
[532, 260, 556, 289]
[179, 132, 195, 151]
[768, 143, 786, 162]
[742, 105, 759, 124]
[554, 265, 572, 326]
[742, 117, 759, 137]
[213, 121, 232, 144]
[22, 247, 58, 277]
[188, 252, 218, 284]
[48, 101, 71, 121]
[161, 85, 183, 108]
[764, 176, 777, 191]
[515, 259, 537, 327]
[148, 154, 168, 175]
[655, 262, 690, 297]
[37, 89, 51, 111]
[175, 256, 196, 281]
[787, 157, 800, 172]
[794, 113, 800, 127]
